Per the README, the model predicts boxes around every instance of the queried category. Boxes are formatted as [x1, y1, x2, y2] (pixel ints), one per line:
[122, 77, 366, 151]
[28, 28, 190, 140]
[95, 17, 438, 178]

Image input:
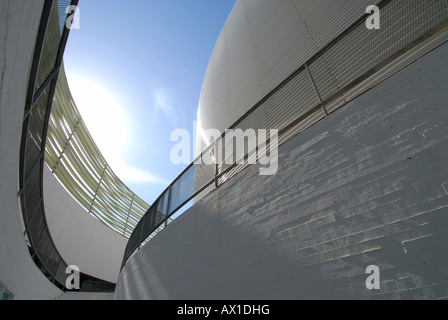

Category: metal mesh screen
[28, 88, 51, 148]
[308, 0, 448, 102]
[19, 0, 120, 290]
[192, 145, 217, 204]
[34, 1, 71, 93]
[170, 165, 195, 213]
[45, 66, 150, 237]
[216, 64, 320, 184]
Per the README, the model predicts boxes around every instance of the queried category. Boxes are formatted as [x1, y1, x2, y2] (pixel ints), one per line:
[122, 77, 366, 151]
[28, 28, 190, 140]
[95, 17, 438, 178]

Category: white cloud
[152, 88, 179, 127]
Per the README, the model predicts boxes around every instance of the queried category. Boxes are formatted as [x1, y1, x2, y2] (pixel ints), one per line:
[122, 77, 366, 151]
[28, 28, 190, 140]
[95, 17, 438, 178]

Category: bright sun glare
[67, 76, 129, 164]
[66, 76, 169, 186]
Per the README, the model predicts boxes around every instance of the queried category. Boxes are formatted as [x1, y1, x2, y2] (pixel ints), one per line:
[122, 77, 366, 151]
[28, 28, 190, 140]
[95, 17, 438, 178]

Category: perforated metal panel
[197, 0, 375, 144]
[309, 0, 448, 102]
[34, 0, 72, 92]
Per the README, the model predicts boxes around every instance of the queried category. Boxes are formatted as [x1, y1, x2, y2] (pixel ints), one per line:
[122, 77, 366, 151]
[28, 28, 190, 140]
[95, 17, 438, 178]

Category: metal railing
[19, 0, 78, 290]
[121, 0, 448, 268]
[18, 0, 114, 291]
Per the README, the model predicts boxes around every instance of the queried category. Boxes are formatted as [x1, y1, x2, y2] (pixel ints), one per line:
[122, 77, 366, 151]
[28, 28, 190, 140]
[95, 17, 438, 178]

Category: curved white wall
[0, 0, 63, 300]
[1, 1, 126, 298]
[196, 0, 375, 152]
[116, 42, 448, 299]
[44, 165, 127, 283]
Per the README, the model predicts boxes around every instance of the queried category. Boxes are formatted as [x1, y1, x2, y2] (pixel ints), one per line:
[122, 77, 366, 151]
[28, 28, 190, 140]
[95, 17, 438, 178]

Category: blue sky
[63, 0, 236, 205]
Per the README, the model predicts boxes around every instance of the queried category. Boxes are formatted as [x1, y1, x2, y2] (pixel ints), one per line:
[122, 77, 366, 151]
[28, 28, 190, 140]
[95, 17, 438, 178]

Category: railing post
[123, 194, 135, 237]
[165, 187, 170, 227]
[305, 63, 329, 116]
[166, 185, 172, 221]
[215, 163, 219, 188]
[52, 119, 80, 173]
[214, 137, 220, 189]
[88, 165, 108, 214]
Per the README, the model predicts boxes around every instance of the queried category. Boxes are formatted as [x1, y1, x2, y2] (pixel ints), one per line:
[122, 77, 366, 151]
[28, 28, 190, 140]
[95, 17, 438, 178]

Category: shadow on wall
[116, 42, 448, 300]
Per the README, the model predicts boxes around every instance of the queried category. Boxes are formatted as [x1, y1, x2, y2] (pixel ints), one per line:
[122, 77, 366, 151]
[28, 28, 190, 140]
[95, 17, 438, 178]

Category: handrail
[19, 0, 77, 290]
[121, 0, 448, 268]
[18, 0, 114, 291]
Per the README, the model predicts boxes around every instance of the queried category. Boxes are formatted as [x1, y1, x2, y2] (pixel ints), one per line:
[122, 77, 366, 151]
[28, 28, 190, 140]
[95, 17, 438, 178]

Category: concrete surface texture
[115, 41, 448, 300]
[0, 0, 63, 300]
[57, 292, 114, 300]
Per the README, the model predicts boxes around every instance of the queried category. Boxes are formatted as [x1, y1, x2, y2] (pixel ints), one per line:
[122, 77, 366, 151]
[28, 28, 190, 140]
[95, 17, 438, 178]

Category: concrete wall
[115, 41, 448, 300]
[0, 0, 63, 300]
[57, 292, 114, 300]
[44, 165, 128, 284]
